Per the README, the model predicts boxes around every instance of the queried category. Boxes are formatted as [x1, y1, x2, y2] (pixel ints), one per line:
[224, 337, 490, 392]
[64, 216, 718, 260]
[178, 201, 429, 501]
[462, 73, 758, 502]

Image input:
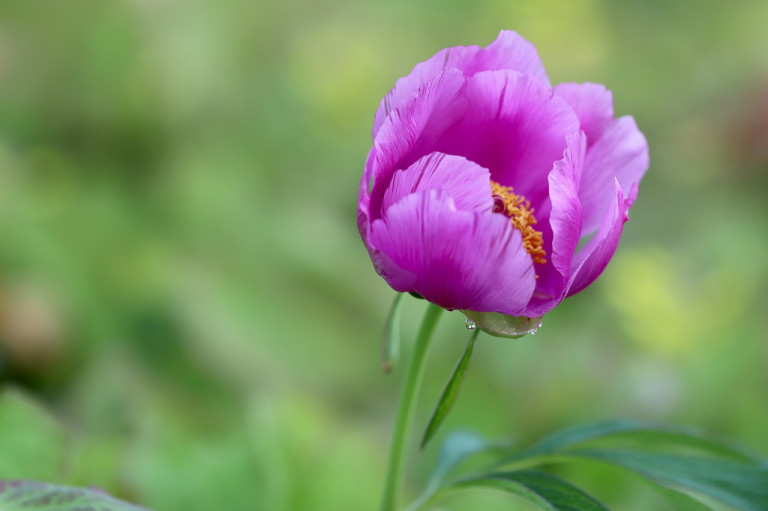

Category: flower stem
[380, 302, 444, 511]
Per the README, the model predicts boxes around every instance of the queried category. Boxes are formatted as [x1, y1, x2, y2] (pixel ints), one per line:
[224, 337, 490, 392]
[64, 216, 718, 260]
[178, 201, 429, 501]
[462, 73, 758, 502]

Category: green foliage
[381, 292, 405, 374]
[421, 330, 479, 449]
[421, 420, 768, 511]
[457, 471, 610, 511]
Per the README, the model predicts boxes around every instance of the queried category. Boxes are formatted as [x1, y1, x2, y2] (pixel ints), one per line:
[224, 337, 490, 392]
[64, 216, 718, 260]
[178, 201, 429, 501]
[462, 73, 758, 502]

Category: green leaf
[455, 470, 610, 511]
[516, 419, 757, 462]
[380, 292, 405, 374]
[409, 430, 504, 511]
[484, 420, 768, 511]
[0, 388, 66, 480]
[572, 449, 768, 511]
[642, 480, 715, 511]
[420, 330, 479, 450]
[515, 419, 648, 458]
[427, 430, 512, 490]
[0, 481, 150, 510]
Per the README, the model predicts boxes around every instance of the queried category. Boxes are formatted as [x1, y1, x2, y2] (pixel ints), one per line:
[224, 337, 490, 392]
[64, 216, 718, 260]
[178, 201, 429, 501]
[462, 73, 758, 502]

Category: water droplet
[465, 318, 476, 330]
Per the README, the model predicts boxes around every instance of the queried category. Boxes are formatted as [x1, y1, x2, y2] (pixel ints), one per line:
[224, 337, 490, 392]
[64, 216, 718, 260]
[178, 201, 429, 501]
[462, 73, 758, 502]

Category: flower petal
[521, 131, 586, 317]
[567, 179, 636, 296]
[554, 82, 614, 144]
[363, 68, 467, 226]
[549, 132, 586, 277]
[372, 31, 550, 137]
[368, 190, 536, 315]
[431, 70, 580, 208]
[382, 152, 492, 214]
[579, 116, 648, 234]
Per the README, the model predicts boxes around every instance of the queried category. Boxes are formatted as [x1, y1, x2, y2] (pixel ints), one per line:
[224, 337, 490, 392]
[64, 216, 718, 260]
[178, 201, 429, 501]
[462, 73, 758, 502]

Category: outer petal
[363, 68, 467, 226]
[382, 152, 492, 214]
[373, 31, 550, 137]
[521, 132, 585, 317]
[554, 82, 614, 144]
[432, 70, 580, 207]
[579, 116, 648, 234]
[566, 180, 636, 296]
[368, 190, 536, 315]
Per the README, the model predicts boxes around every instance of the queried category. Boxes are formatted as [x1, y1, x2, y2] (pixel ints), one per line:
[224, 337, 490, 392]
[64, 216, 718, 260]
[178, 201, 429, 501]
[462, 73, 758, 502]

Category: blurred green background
[0, 0, 766, 509]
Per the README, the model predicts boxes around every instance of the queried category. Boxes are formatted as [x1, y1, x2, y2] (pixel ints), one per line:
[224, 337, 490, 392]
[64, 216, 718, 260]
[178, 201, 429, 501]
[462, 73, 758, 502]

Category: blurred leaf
[482, 421, 768, 510]
[572, 449, 768, 511]
[516, 419, 757, 462]
[428, 430, 502, 487]
[644, 481, 715, 511]
[421, 330, 479, 450]
[455, 470, 609, 511]
[380, 292, 405, 374]
[0, 388, 65, 480]
[0, 481, 149, 510]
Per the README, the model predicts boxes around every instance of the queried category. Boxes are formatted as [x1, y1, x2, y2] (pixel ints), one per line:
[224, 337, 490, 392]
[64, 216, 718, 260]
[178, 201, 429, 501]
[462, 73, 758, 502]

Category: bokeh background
[0, 1, 767, 509]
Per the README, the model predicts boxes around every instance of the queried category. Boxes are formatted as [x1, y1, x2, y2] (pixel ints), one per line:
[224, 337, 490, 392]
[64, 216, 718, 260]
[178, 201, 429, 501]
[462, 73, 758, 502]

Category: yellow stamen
[490, 180, 546, 264]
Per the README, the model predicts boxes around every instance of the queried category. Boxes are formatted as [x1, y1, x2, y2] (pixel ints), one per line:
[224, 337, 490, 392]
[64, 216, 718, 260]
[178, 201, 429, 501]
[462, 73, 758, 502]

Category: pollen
[490, 181, 546, 264]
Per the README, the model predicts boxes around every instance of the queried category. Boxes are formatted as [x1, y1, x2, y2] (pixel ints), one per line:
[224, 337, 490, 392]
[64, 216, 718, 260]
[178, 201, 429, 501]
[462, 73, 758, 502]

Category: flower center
[490, 181, 546, 264]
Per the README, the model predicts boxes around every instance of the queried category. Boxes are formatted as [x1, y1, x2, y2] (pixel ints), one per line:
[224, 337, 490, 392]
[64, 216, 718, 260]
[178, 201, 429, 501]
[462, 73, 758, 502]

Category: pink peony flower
[358, 31, 648, 334]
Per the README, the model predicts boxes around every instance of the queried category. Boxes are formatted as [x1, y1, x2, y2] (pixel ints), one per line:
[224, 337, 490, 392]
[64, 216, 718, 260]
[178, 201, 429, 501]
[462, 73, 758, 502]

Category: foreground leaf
[573, 449, 768, 511]
[421, 330, 479, 450]
[474, 420, 768, 511]
[642, 480, 715, 511]
[455, 470, 609, 511]
[517, 419, 757, 462]
[0, 481, 149, 510]
[380, 292, 405, 374]
[408, 430, 505, 511]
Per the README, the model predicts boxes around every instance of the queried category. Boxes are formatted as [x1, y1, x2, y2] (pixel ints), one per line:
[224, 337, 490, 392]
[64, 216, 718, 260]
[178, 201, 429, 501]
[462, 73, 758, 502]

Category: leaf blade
[571, 449, 768, 511]
[380, 292, 405, 374]
[515, 419, 758, 462]
[420, 330, 479, 450]
[456, 470, 610, 511]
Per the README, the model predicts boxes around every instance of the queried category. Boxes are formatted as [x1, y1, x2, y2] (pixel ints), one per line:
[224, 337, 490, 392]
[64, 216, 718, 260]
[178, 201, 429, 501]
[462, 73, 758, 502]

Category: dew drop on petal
[465, 318, 476, 330]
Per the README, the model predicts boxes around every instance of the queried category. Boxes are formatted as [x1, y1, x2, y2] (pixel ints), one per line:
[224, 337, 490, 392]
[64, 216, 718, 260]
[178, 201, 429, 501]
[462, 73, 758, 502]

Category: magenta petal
[548, 131, 586, 277]
[382, 153, 492, 214]
[369, 190, 536, 315]
[435, 70, 580, 206]
[554, 82, 614, 144]
[579, 116, 648, 234]
[520, 132, 585, 317]
[372, 31, 550, 137]
[365, 69, 467, 224]
[567, 180, 635, 296]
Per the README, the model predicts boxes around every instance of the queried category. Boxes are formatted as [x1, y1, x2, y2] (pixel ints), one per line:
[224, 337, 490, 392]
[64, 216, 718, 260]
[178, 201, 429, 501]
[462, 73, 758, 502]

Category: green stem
[380, 302, 444, 511]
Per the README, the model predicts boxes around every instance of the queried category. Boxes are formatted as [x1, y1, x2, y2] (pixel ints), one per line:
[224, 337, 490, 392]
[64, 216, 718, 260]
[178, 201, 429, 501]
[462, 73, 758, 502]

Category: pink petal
[554, 82, 614, 144]
[433, 70, 580, 208]
[549, 132, 586, 277]
[382, 152, 492, 214]
[368, 190, 536, 315]
[373, 31, 550, 137]
[567, 179, 636, 296]
[579, 116, 649, 234]
[521, 132, 586, 317]
[363, 69, 467, 225]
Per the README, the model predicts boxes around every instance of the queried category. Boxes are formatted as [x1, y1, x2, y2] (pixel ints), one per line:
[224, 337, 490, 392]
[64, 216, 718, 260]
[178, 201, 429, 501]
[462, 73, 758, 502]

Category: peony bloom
[358, 31, 648, 334]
